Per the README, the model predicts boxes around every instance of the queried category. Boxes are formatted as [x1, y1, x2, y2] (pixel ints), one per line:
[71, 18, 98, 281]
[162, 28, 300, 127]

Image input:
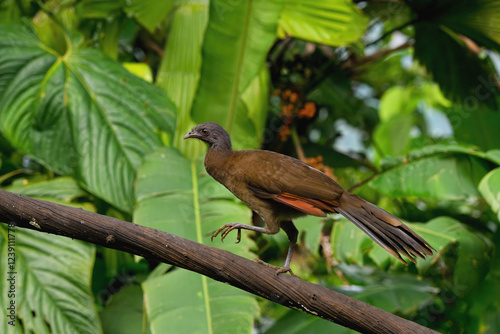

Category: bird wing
[229, 150, 343, 214]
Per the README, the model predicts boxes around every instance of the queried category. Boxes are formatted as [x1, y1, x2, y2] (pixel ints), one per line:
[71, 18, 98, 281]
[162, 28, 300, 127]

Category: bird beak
[183, 130, 196, 140]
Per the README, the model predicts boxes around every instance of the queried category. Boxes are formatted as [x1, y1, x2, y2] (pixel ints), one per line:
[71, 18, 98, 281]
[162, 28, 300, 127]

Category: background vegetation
[0, 0, 499, 333]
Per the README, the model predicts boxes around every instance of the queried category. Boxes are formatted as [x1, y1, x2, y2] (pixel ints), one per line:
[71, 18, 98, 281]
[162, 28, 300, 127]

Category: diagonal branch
[0, 190, 437, 334]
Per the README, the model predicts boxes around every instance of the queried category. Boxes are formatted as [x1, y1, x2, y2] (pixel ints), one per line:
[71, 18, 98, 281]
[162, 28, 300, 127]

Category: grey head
[183, 122, 232, 150]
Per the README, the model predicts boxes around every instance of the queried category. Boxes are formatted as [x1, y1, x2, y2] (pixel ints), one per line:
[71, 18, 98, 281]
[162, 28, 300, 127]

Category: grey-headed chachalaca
[184, 122, 434, 276]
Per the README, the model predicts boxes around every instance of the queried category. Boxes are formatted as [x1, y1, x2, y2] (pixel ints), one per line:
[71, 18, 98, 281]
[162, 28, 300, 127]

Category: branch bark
[0, 190, 437, 334]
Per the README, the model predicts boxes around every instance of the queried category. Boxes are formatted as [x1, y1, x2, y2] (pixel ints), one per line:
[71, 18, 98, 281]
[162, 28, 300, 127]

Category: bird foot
[254, 259, 300, 278]
[211, 223, 242, 244]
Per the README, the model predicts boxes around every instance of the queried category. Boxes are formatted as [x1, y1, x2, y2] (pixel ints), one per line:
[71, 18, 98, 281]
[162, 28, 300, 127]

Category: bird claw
[211, 223, 242, 244]
[254, 258, 300, 279]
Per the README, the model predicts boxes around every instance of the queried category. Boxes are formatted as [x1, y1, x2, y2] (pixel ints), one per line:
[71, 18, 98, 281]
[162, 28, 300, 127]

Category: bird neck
[209, 137, 232, 152]
[205, 143, 232, 184]
[208, 143, 232, 155]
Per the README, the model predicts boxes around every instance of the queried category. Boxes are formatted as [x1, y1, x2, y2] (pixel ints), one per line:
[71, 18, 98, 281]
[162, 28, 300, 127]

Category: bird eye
[202, 128, 208, 134]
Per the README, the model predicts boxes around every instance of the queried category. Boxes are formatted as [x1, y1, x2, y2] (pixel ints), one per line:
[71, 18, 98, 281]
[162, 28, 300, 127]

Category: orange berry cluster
[274, 89, 317, 119]
[273, 88, 317, 142]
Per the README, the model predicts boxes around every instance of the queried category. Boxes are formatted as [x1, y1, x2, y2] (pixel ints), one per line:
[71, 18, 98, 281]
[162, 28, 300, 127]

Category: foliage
[0, 0, 499, 333]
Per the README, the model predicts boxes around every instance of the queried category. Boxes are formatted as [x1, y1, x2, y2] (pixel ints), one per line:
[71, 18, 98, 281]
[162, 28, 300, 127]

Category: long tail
[336, 192, 435, 264]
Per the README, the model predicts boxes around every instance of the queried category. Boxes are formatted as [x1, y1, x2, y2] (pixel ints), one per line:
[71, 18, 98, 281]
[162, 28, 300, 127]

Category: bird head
[183, 122, 232, 150]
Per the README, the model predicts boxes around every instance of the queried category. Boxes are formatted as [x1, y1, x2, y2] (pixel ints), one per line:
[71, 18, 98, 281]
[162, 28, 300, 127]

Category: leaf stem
[0, 169, 26, 185]
[290, 125, 306, 161]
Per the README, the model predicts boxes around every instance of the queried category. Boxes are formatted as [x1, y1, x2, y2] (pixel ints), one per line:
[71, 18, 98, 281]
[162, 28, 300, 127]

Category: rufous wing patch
[275, 193, 336, 217]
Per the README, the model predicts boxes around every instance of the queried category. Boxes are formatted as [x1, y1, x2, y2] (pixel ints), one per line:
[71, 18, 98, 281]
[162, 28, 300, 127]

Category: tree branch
[0, 190, 437, 334]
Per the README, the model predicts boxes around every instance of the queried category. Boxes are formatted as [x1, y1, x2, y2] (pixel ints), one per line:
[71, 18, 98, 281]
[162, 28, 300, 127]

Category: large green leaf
[479, 167, 500, 222]
[0, 178, 99, 332]
[0, 22, 176, 212]
[408, 217, 493, 295]
[374, 113, 413, 157]
[374, 83, 452, 157]
[437, 0, 500, 52]
[277, 0, 369, 46]
[241, 65, 271, 147]
[143, 269, 259, 334]
[446, 107, 500, 151]
[331, 219, 373, 265]
[405, 0, 500, 51]
[408, 0, 500, 107]
[368, 144, 491, 199]
[100, 284, 144, 334]
[378, 86, 420, 122]
[156, 0, 209, 157]
[4, 177, 87, 202]
[191, 0, 281, 149]
[0, 225, 98, 333]
[135, 147, 258, 333]
[414, 22, 498, 109]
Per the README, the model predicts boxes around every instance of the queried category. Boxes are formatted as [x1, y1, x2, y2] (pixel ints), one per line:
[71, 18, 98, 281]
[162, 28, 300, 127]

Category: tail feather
[337, 192, 435, 264]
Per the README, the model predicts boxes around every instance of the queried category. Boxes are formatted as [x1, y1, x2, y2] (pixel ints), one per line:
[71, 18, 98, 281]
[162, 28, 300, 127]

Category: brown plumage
[184, 122, 434, 276]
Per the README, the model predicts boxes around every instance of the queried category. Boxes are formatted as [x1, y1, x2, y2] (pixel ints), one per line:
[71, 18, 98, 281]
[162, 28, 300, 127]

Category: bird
[184, 122, 434, 276]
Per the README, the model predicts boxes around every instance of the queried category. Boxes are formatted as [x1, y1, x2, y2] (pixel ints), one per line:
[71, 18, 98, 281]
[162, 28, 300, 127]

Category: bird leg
[212, 221, 301, 278]
[256, 221, 300, 278]
[211, 223, 268, 244]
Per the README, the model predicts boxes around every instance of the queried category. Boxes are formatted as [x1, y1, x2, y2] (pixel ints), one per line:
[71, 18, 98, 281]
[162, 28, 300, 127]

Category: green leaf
[331, 219, 372, 264]
[295, 215, 323, 254]
[340, 277, 436, 314]
[446, 107, 500, 151]
[98, 18, 121, 59]
[408, 217, 493, 295]
[277, 0, 369, 46]
[374, 113, 413, 156]
[420, 82, 452, 108]
[0, 22, 176, 212]
[463, 233, 500, 333]
[374, 83, 453, 157]
[76, 0, 125, 18]
[191, 0, 282, 149]
[123, 62, 153, 83]
[125, 0, 175, 33]
[486, 149, 500, 165]
[156, 1, 209, 157]
[135, 147, 258, 333]
[143, 269, 258, 334]
[369, 145, 491, 199]
[100, 284, 144, 334]
[0, 225, 99, 333]
[31, 9, 71, 55]
[414, 22, 498, 109]
[4, 177, 87, 202]
[241, 65, 271, 145]
[464, 273, 500, 333]
[438, 0, 500, 52]
[0, 0, 30, 23]
[405, 0, 500, 51]
[378, 86, 419, 122]
[396, 143, 492, 164]
[479, 167, 500, 221]
[264, 308, 351, 334]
